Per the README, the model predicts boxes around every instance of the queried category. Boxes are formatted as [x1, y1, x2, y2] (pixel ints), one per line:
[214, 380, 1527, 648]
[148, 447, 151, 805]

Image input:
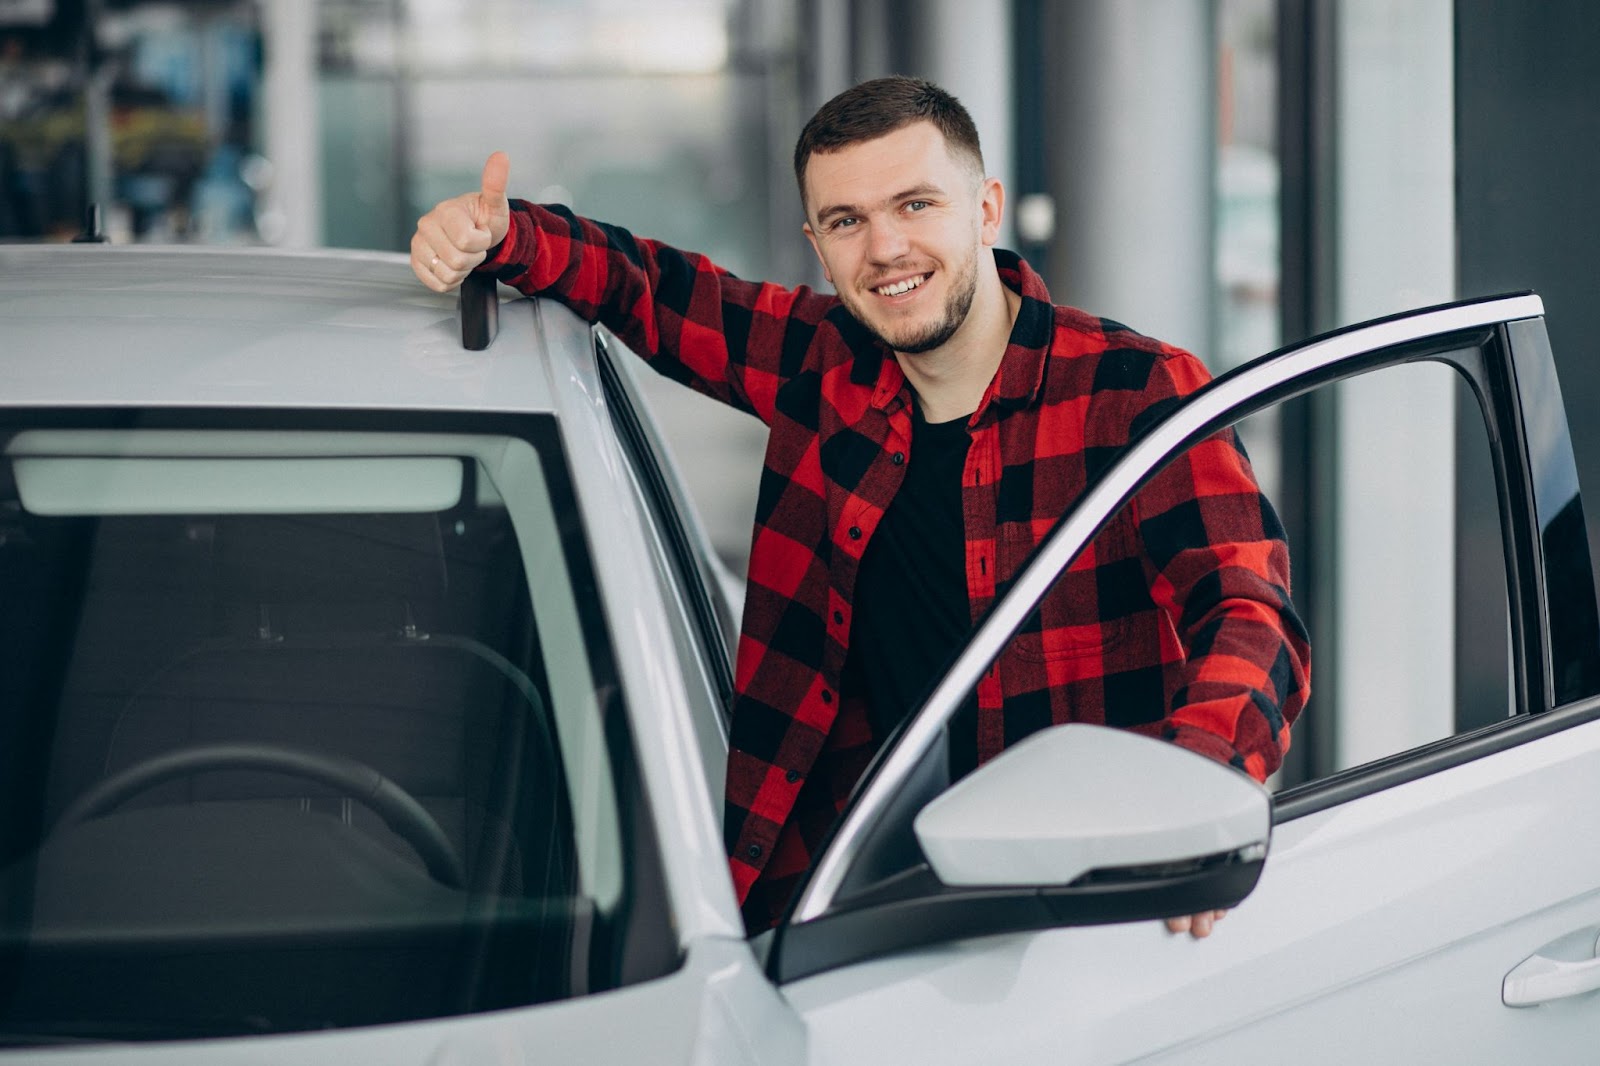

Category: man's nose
[867, 215, 910, 263]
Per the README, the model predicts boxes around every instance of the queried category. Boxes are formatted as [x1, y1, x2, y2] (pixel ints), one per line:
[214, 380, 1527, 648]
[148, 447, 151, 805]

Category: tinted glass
[0, 416, 671, 1042]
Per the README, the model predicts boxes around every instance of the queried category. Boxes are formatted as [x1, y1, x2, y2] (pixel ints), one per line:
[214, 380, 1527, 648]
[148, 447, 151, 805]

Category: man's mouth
[873, 273, 930, 297]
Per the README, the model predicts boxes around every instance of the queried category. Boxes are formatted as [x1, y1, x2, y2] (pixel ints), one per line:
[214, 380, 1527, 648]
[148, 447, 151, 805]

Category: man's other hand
[411, 152, 512, 292]
[1166, 909, 1228, 939]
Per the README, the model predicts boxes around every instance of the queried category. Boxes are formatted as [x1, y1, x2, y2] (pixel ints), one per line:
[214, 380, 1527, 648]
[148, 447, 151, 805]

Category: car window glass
[0, 419, 675, 1042]
[1321, 360, 1513, 772]
[971, 358, 1511, 794]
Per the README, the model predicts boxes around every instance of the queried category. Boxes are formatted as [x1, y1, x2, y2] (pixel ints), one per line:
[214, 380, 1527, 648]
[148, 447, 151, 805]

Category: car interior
[0, 424, 667, 1040]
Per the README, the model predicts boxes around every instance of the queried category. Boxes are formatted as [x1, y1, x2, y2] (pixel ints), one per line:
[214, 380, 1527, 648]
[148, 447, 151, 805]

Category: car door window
[1075, 358, 1517, 793]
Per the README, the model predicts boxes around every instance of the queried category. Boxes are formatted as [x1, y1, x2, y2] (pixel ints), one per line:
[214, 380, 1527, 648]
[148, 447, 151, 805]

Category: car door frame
[765, 291, 1600, 984]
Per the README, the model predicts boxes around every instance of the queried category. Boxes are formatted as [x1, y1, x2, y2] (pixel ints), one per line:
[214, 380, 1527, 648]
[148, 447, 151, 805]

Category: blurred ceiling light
[589, 13, 728, 73]
[396, 0, 730, 74]
[0, 0, 53, 29]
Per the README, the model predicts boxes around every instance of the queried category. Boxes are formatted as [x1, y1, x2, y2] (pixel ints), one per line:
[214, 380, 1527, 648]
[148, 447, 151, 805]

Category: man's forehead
[802, 121, 981, 214]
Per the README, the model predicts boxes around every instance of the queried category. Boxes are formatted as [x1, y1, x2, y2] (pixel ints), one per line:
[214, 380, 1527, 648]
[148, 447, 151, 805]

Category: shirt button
[832, 610, 844, 624]
[892, 452, 905, 465]
[786, 769, 802, 783]
[747, 844, 763, 860]
[848, 526, 862, 540]
[821, 690, 833, 704]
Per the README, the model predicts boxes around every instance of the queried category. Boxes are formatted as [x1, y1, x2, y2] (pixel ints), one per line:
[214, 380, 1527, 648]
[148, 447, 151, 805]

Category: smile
[874, 274, 929, 297]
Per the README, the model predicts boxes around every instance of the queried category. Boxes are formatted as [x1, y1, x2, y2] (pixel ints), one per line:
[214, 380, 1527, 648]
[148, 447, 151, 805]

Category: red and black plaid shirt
[483, 203, 1311, 931]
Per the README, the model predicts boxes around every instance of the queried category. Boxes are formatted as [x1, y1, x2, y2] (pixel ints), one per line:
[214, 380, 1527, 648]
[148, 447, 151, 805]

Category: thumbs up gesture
[411, 152, 513, 292]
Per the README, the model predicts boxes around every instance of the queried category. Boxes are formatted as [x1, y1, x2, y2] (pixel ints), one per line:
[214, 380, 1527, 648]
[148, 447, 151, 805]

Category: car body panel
[0, 246, 554, 413]
[786, 709, 1600, 1064]
[4, 939, 799, 1066]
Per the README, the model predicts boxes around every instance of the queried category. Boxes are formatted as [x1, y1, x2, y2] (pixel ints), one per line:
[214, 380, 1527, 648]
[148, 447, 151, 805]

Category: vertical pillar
[897, 0, 1015, 249]
[1332, 0, 1457, 763]
[259, 0, 321, 247]
[1043, 0, 1215, 356]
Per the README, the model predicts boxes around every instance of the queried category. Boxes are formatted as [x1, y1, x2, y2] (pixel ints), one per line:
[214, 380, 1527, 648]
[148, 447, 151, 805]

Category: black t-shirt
[844, 398, 979, 775]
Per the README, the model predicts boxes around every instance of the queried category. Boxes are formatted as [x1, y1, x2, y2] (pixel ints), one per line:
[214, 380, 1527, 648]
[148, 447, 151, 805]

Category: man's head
[796, 77, 1004, 358]
[793, 76, 985, 207]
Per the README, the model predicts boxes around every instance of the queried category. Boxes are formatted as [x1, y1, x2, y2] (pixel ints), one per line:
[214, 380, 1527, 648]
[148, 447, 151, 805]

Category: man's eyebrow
[814, 183, 947, 225]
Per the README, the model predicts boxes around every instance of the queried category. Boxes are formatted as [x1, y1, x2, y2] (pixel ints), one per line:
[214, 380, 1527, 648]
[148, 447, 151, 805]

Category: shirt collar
[843, 249, 1056, 417]
[983, 249, 1055, 416]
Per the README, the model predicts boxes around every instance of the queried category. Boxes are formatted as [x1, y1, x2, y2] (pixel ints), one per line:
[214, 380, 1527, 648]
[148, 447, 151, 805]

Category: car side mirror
[768, 725, 1270, 984]
[914, 724, 1269, 889]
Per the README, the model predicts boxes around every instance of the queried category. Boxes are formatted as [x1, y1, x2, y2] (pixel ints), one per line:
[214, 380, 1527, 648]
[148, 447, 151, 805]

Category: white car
[1, 245, 1598, 1064]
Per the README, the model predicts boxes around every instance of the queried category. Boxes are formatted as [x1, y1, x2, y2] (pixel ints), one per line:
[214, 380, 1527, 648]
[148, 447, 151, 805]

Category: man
[412, 77, 1310, 939]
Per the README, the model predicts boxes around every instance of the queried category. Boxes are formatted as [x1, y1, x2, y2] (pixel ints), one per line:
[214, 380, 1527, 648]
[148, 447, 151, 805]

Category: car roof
[0, 244, 563, 414]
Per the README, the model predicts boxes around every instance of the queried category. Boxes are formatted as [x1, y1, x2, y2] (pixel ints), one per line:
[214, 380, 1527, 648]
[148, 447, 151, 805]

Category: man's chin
[871, 318, 961, 355]
[891, 323, 962, 354]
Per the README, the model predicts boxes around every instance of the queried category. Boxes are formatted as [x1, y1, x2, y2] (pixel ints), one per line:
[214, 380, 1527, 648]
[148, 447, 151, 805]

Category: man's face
[802, 122, 1002, 355]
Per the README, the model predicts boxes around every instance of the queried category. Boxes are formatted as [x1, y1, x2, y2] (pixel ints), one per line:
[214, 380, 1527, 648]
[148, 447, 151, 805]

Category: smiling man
[412, 76, 1310, 939]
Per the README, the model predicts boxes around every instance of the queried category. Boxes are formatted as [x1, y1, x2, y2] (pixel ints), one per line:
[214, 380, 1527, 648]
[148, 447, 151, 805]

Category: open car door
[769, 293, 1600, 1064]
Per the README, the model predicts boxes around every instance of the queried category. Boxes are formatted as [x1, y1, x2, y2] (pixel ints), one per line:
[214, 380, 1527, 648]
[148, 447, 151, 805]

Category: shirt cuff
[477, 202, 536, 275]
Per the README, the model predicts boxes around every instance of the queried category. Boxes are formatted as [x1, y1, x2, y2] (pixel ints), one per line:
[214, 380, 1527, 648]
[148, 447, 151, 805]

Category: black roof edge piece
[459, 272, 499, 351]
[71, 203, 108, 243]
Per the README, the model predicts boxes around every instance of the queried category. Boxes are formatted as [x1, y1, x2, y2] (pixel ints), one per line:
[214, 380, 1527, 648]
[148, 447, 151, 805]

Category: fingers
[1165, 909, 1228, 939]
[410, 197, 492, 292]
[410, 230, 484, 293]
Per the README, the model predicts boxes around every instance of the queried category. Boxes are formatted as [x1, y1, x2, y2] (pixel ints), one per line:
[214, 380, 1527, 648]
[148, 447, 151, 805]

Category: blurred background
[2, 0, 1597, 785]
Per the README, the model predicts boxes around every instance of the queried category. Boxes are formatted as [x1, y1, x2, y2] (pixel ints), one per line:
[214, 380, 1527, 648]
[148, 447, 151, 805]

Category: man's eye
[906, 200, 930, 212]
[834, 217, 859, 230]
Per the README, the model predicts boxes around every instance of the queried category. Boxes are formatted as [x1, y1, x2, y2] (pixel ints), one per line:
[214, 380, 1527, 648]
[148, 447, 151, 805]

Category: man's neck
[894, 269, 1022, 424]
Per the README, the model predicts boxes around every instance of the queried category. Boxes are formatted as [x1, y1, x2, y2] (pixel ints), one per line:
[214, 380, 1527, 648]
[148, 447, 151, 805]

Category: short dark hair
[793, 76, 984, 205]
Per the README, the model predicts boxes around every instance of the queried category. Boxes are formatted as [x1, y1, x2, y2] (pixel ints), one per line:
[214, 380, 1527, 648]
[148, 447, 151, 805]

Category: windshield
[0, 413, 674, 1042]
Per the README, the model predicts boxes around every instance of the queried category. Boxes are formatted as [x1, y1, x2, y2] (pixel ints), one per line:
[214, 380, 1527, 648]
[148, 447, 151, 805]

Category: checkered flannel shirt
[481, 202, 1311, 931]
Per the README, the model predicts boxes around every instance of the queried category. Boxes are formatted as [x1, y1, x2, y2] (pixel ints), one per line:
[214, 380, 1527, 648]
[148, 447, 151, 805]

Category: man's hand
[411, 151, 512, 293]
[1166, 909, 1227, 939]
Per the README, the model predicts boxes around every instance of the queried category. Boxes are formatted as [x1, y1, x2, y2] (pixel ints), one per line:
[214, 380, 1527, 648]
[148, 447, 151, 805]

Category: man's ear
[979, 177, 1005, 248]
[802, 222, 834, 285]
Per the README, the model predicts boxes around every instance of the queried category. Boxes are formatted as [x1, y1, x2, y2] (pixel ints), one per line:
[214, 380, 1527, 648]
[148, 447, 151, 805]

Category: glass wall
[1214, 0, 1281, 505]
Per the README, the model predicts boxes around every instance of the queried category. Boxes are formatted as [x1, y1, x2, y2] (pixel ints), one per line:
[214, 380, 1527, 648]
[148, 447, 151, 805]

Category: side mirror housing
[914, 724, 1269, 888]
[769, 725, 1271, 984]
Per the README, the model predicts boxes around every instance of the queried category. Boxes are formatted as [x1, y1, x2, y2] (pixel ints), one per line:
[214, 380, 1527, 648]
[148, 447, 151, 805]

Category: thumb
[480, 151, 510, 205]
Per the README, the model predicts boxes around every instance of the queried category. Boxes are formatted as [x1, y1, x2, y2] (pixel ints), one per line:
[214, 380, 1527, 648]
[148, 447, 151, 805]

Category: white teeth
[876, 274, 927, 297]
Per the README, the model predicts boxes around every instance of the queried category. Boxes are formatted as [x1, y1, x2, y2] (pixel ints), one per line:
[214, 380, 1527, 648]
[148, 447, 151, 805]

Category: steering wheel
[57, 743, 466, 889]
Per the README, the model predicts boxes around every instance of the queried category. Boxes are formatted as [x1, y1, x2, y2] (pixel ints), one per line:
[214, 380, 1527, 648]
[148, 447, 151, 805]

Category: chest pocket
[999, 513, 1135, 661]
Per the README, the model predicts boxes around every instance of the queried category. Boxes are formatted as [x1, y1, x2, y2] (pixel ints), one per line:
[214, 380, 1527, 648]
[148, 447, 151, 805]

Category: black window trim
[592, 330, 737, 717]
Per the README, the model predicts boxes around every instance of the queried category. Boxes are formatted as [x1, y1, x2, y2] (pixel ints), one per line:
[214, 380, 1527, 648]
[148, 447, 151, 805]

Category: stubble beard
[850, 248, 979, 356]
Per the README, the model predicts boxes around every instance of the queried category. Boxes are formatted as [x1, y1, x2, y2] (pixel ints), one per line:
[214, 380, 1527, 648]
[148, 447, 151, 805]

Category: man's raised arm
[406, 153, 837, 427]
